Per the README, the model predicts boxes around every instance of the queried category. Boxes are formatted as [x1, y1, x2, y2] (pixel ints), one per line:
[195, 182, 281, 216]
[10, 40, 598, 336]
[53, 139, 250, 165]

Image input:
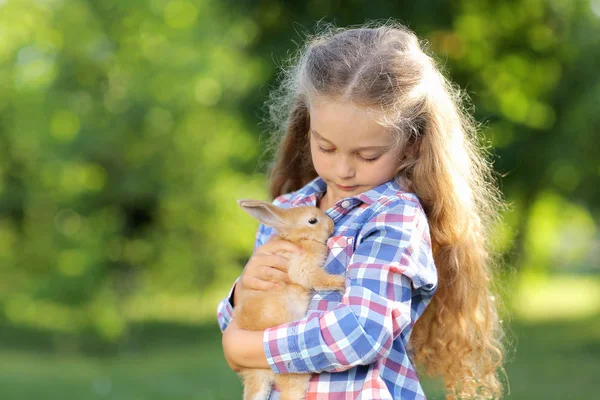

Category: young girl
[217, 22, 506, 399]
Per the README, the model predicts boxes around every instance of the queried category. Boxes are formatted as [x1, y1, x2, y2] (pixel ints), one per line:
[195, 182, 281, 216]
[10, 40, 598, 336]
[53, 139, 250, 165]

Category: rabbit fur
[234, 199, 347, 400]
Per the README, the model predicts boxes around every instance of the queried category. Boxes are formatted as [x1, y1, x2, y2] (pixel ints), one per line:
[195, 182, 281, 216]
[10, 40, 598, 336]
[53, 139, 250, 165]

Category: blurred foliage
[0, 0, 267, 340]
[0, 0, 598, 344]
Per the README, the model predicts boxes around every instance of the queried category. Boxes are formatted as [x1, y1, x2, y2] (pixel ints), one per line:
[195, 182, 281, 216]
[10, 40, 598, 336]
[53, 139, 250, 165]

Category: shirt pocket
[324, 235, 354, 275]
[307, 236, 354, 312]
[307, 291, 343, 312]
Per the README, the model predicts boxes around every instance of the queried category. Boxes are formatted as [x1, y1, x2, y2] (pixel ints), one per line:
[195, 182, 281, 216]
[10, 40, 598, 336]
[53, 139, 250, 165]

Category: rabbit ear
[237, 199, 288, 229]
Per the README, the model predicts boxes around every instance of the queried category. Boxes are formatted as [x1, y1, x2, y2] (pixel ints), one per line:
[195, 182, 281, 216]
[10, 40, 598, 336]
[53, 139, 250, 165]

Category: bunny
[234, 199, 347, 400]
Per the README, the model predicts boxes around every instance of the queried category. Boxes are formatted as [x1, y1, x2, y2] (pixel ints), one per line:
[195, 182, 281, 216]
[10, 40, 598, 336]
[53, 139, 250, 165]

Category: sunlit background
[0, 0, 598, 399]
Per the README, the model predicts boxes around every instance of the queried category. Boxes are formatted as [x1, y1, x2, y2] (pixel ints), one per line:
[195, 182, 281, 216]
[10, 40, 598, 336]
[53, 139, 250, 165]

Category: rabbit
[233, 199, 347, 400]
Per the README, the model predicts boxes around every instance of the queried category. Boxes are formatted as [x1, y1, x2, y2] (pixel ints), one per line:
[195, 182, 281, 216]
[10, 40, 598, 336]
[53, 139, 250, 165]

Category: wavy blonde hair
[262, 22, 506, 399]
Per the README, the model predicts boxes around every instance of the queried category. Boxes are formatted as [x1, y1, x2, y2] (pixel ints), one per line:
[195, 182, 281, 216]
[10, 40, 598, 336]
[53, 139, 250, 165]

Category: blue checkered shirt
[217, 176, 438, 399]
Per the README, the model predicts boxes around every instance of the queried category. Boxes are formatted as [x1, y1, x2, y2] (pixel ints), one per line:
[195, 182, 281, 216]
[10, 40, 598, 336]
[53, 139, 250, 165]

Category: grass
[497, 317, 600, 399]
[0, 323, 242, 400]
[0, 315, 598, 399]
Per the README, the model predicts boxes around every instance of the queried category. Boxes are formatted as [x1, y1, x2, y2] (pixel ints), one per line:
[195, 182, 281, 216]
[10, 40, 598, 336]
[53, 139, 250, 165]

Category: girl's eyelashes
[316, 144, 335, 154]
[315, 144, 381, 163]
[360, 155, 380, 163]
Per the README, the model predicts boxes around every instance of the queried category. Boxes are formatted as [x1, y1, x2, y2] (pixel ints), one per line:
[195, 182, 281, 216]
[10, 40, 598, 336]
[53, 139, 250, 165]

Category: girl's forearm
[223, 324, 271, 370]
[239, 329, 271, 369]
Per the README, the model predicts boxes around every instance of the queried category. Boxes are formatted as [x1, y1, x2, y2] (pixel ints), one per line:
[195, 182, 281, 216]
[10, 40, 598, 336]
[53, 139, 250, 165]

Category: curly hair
[262, 21, 507, 399]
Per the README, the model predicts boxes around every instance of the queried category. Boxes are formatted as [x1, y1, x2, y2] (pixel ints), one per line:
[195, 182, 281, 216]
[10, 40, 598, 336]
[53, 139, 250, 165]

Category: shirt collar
[289, 177, 327, 207]
[289, 176, 408, 207]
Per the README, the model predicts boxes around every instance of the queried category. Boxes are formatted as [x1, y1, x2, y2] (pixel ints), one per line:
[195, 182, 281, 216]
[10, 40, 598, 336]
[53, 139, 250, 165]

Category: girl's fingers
[260, 265, 290, 283]
[259, 239, 305, 257]
[256, 254, 290, 273]
[243, 262, 288, 285]
[246, 276, 281, 291]
[240, 239, 300, 289]
[254, 256, 293, 283]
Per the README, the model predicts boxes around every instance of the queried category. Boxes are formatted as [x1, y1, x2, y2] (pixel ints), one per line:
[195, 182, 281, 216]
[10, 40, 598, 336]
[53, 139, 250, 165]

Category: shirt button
[341, 200, 350, 208]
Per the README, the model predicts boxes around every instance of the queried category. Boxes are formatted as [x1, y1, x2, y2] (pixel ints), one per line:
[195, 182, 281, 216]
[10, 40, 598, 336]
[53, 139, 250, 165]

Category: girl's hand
[232, 238, 304, 307]
[239, 239, 304, 291]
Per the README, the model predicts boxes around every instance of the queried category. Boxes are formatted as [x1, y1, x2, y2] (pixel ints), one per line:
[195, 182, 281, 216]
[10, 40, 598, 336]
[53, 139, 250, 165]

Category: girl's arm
[261, 198, 438, 375]
[222, 318, 270, 371]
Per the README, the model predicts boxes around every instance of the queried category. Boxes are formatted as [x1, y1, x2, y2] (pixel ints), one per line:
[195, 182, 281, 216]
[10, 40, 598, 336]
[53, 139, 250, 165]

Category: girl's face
[309, 96, 402, 206]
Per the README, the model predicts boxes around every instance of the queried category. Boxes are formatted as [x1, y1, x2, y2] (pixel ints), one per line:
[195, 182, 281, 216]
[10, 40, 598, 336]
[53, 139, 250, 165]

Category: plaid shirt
[217, 176, 438, 399]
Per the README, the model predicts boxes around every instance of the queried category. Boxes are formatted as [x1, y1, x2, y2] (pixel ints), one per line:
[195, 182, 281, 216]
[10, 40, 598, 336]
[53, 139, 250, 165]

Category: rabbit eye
[308, 217, 318, 225]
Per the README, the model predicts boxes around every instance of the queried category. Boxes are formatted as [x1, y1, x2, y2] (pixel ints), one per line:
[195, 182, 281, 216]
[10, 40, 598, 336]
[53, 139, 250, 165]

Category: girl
[217, 22, 506, 399]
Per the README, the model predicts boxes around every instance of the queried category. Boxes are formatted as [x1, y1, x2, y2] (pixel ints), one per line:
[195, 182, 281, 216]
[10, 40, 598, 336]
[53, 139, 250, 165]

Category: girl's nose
[335, 156, 356, 179]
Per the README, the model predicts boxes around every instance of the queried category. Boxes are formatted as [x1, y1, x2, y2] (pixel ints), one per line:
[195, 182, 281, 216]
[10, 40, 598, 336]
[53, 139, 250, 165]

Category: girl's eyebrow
[310, 130, 389, 152]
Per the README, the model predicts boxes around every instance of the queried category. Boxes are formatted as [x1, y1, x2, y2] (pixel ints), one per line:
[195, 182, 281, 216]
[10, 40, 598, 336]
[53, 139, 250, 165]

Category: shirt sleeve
[262, 198, 437, 374]
[216, 222, 268, 332]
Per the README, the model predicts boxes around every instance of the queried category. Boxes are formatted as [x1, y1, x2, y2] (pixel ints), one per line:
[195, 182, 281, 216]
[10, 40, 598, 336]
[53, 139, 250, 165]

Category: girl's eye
[316, 144, 335, 153]
[316, 143, 380, 163]
[359, 155, 380, 163]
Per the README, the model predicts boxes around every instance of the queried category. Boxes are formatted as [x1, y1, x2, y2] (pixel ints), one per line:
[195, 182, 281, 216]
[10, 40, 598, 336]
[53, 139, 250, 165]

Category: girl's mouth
[336, 184, 358, 191]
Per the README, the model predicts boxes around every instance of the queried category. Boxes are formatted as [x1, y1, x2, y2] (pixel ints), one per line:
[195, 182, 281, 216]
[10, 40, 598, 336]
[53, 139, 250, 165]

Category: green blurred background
[0, 0, 598, 398]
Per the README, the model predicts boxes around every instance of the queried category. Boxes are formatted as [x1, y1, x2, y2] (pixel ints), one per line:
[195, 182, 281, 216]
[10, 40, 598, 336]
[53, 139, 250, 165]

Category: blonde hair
[263, 22, 506, 399]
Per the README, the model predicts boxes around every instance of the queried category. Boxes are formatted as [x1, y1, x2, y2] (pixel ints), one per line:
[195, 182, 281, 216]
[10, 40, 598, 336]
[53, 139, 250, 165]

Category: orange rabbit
[234, 199, 347, 400]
